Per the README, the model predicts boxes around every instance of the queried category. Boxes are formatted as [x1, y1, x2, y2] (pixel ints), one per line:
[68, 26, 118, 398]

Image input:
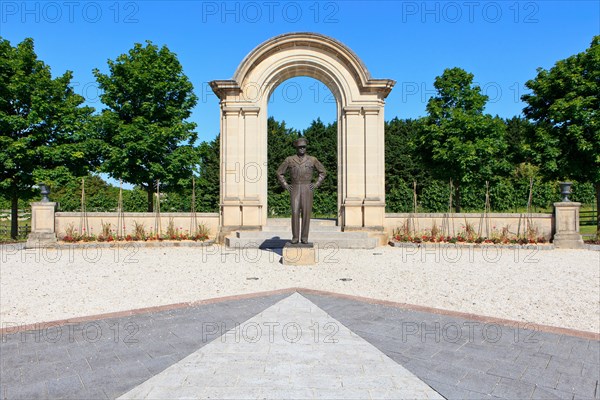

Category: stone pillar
[25, 202, 58, 248]
[342, 106, 365, 228]
[362, 106, 385, 229]
[221, 106, 242, 227]
[220, 105, 263, 232]
[553, 202, 585, 249]
[240, 107, 262, 227]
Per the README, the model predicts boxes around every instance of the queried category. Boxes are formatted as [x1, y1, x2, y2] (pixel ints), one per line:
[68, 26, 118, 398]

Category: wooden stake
[484, 181, 491, 237]
[154, 180, 161, 236]
[410, 181, 418, 234]
[190, 176, 198, 235]
[117, 179, 124, 238]
[527, 177, 534, 234]
[79, 177, 89, 237]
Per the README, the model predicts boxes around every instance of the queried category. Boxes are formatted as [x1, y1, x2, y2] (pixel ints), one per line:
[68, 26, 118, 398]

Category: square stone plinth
[30, 202, 57, 233]
[283, 243, 315, 265]
[553, 202, 584, 249]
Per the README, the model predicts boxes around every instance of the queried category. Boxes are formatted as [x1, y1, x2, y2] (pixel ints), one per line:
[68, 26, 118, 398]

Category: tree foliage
[0, 37, 97, 238]
[93, 41, 199, 212]
[195, 136, 220, 212]
[385, 118, 431, 212]
[522, 36, 600, 182]
[522, 35, 600, 231]
[419, 67, 510, 211]
[504, 116, 536, 166]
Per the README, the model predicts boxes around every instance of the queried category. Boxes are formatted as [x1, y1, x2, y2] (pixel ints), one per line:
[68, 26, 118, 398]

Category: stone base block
[282, 243, 315, 265]
[227, 231, 378, 249]
[218, 226, 262, 244]
[553, 233, 585, 249]
[25, 232, 58, 248]
[368, 232, 389, 247]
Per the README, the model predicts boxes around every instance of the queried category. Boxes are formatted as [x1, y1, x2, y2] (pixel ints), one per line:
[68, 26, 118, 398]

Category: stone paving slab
[304, 292, 600, 400]
[118, 293, 443, 399]
[0, 290, 598, 399]
[0, 293, 289, 399]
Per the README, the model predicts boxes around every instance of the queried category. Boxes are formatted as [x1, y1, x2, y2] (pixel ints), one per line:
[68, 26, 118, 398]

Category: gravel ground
[0, 244, 598, 333]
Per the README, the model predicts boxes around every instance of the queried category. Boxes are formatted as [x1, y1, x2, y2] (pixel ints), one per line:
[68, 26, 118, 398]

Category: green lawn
[581, 225, 598, 235]
[0, 219, 31, 242]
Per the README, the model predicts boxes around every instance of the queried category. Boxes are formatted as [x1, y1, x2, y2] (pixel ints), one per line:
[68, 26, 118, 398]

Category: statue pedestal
[25, 202, 57, 248]
[553, 202, 585, 249]
[282, 243, 315, 266]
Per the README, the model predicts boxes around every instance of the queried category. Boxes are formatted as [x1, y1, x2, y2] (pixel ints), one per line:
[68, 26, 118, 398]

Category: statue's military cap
[293, 137, 308, 147]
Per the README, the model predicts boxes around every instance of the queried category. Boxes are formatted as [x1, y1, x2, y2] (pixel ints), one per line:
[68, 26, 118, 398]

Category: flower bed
[392, 234, 547, 245]
[390, 221, 548, 246]
[61, 220, 210, 243]
[61, 233, 210, 243]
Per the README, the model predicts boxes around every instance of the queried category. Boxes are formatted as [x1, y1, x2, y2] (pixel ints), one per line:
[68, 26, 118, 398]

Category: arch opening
[266, 77, 338, 219]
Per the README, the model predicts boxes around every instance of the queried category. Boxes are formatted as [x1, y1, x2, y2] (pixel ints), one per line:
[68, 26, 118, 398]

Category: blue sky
[1, 0, 599, 145]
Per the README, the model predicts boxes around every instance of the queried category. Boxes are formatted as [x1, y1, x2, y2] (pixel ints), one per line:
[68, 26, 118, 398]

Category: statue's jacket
[276, 155, 326, 186]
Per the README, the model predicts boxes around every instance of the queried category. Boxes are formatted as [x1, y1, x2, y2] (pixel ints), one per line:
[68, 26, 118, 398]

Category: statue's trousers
[291, 183, 313, 242]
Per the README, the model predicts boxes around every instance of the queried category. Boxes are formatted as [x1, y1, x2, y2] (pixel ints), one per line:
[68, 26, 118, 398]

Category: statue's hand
[285, 184, 293, 192]
[309, 183, 315, 191]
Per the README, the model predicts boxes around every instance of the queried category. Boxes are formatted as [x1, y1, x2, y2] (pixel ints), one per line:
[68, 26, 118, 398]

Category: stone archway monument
[210, 32, 395, 233]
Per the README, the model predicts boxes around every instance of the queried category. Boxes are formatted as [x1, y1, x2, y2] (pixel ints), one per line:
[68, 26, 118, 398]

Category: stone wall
[55, 212, 220, 239]
[52, 211, 555, 240]
[31, 208, 584, 247]
[384, 213, 554, 240]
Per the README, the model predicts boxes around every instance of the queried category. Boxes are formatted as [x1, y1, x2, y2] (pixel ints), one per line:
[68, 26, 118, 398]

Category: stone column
[220, 105, 264, 233]
[25, 202, 58, 248]
[362, 106, 385, 229]
[553, 202, 585, 249]
[221, 106, 243, 227]
[240, 107, 262, 227]
[342, 106, 365, 228]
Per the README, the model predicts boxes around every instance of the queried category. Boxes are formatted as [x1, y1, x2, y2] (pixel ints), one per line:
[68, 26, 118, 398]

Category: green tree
[0, 37, 97, 238]
[385, 118, 431, 212]
[419, 67, 509, 211]
[522, 35, 600, 231]
[195, 137, 220, 212]
[52, 174, 121, 212]
[94, 41, 199, 212]
[504, 116, 536, 166]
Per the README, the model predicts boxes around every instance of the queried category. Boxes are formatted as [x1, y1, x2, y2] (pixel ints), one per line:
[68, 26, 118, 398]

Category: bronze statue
[276, 137, 326, 244]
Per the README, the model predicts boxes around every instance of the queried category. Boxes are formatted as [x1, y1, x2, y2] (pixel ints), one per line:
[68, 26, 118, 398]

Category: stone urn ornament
[39, 183, 50, 202]
[559, 182, 572, 202]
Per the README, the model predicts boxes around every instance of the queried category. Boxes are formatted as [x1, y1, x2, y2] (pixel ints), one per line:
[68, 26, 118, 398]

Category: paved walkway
[1, 291, 598, 399]
[119, 293, 441, 399]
